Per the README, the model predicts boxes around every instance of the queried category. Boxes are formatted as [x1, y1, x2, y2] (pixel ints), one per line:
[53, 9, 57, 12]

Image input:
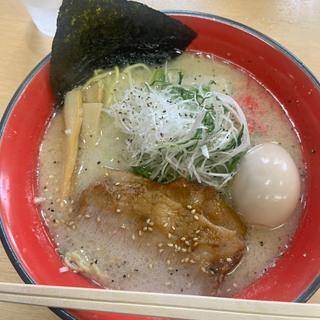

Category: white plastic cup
[21, 0, 62, 37]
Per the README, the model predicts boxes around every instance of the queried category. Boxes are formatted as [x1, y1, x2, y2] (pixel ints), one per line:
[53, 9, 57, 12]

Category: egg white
[232, 143, 301, 228]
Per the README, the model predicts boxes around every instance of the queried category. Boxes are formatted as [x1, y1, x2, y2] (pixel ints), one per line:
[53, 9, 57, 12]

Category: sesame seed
[171, 226, 176, 231]
[181, 248, 187, 253]
[190, 259, 196, 264]
[193, 237, 199, 241]
[181, 259, 185, 263]
[209, 269, 215, 275]
[166, 259, 171, 265]
[187, 205, 192, 210]
[146, 218, 151, 224]
[149, 221, 154, 226]
[195, 230, 201, 234]
[194, 215, 199, 220]
[193, 242, 199, 247]
[185, 240, 190, 246]
[201, 266, 207, 273]
[116, 194, 121, 200]
[168, 233, 172, 239]
[143, 226, 148, 232]
[96, 216, 101, 223]
[84, 214, 91, 218]
[180, 237, 186, 241]
[158, 243, 163, 248]
[226, 257, 232, 262]
[163, 222, 169, 228]
[132, 234, 136, 240]
[159, 249, 164, 253]
[147, 227, 153, 232]
[191, 209, 196, 214]
[138, 230, 142, 236]
[105, 172, 109, 176]
[120, 224, 126, 229]
[115, 182, 120, 186]
[167, 243, 173, 247]
[185, 257, 190, 263]
[116, 208, 121, 213]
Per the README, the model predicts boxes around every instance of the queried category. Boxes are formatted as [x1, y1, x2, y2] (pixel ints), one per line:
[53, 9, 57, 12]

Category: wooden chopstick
[0, 283, 319, 319]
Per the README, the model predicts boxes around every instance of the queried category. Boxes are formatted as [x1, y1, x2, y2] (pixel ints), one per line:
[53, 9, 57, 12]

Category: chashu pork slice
[76, 169, 246, 288]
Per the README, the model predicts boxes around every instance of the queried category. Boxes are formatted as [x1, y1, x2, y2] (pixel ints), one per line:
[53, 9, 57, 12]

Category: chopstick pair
[0, 282, 319, 319]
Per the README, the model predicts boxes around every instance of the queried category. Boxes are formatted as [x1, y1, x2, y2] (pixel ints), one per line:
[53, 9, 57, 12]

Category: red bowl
[1, 12, 320, 320]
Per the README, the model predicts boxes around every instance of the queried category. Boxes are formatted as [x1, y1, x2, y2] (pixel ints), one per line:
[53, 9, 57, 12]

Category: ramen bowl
[0, 12, 320, 320]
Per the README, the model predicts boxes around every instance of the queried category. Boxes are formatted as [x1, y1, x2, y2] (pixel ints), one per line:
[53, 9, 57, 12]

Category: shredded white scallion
[105, 67, 250, 189]
[201, 145, 210, 159]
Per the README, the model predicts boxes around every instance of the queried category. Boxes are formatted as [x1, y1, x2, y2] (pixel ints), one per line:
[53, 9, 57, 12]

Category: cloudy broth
[38, 53, 304, 296]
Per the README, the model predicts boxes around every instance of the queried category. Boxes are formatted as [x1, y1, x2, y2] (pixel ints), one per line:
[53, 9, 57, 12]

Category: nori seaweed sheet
[50, 0, 197, 105]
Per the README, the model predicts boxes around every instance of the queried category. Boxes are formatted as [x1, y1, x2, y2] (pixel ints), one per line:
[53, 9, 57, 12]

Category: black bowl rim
[0, 11, 319, 320]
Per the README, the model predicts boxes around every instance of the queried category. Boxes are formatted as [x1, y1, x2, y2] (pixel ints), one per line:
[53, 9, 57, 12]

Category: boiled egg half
[232, 143, 301, 228]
